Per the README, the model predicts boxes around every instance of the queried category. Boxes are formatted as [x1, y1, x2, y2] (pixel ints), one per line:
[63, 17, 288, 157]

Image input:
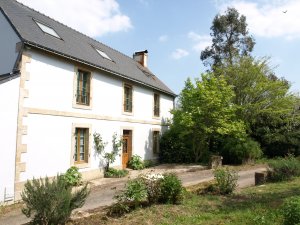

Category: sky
[17, 0, 300, 95]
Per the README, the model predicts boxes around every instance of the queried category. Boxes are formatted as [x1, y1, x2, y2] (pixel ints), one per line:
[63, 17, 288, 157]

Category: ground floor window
[153, 131, 160, 154]
[74, 127, 89, 163]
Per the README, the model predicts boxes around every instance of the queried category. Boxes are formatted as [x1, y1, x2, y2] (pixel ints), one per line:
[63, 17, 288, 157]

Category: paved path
[0, 165, 266, 225]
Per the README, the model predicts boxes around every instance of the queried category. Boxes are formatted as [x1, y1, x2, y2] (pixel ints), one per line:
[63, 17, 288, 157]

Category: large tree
[171, 74, 245, 162]
[201, 7, 255, 69]
[215, 56, 300, 156]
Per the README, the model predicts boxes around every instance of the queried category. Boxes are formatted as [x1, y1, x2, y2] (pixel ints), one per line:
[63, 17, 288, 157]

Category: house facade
[0, 0, 175, 203]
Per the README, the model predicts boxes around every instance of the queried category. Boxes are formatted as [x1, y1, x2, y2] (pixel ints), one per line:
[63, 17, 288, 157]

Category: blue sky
[18, 0, 300, 95]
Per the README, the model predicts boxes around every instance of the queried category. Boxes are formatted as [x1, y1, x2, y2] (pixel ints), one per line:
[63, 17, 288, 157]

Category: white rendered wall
[0, 11, 20, 75]
[20, 49, 174, 181]
[0, 77, 20, 203]
[24, 49, 174, 121]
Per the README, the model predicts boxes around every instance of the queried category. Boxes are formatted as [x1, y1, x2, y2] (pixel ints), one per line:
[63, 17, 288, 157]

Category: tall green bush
[221, 137, 262, 164]
[159, 129, 194, 163]
[21, 175, 89, 225]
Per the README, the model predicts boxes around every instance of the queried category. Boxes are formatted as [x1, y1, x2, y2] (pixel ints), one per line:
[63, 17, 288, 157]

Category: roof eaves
[23, 41, 176, 97]
[0, 71, 21, 84]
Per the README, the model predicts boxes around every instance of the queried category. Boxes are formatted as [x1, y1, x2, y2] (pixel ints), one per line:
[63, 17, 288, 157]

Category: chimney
[133, 50, 148, 67]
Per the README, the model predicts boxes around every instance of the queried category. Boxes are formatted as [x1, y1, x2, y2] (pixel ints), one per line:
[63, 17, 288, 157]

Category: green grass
[69, 177, 300, 225]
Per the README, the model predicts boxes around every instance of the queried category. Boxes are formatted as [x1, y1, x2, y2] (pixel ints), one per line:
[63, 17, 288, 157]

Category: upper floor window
[76, 70, 91, 105]
[154, 93, 160, 117]
[124, 84, 133, 113]
[74, 127, 89, 163]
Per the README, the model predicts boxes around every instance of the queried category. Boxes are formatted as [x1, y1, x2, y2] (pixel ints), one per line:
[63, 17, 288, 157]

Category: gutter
[0, 70, 21, 84]
[23, 41, 177, 98]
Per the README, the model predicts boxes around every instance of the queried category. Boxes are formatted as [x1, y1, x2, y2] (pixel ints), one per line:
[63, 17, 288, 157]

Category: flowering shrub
[141, 173, 164, 204]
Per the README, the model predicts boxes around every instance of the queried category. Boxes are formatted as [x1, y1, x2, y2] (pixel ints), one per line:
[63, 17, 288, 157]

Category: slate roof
[0, 0, 175, 96]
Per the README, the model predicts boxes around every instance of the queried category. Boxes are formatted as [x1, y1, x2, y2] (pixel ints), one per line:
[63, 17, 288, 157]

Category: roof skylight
[35, 20, 61, 39]
[95, 48, 112, 61]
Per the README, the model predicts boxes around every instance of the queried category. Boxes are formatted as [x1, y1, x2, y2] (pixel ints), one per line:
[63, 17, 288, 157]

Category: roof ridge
[14, 0, 137, 63]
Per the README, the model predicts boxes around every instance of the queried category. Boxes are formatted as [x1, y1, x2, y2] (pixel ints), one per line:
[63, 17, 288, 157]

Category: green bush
[281, 196, 300, 225]
[221, 137, 262, 164]
[159, 173, 184, 204]
[267, 155, 300, 182]
[21, 175, 89, 225]
[128, 155, 145, 170]
[110, 173, 183, 216]
[143, 160, 154, 168]
[64, 166, 82, 187]
[104, 168, 128, 178]
[159, 129, 194, 163]
[114, 178, 148, 209]
[214, 167, 238, 195]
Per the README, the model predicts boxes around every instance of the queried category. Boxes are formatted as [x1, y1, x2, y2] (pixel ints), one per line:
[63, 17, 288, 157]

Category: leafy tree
[216, 56, 300, 156]
[171, 73, 245, 162]
[253, 103, 300, 157]
[201, 7, 255, 69]
[216, 57, 294, 125]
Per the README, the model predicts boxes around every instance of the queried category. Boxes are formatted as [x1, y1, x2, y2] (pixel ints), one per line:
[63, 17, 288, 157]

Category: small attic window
[95, 48, 112, 61]
[34, 20, 61, 39]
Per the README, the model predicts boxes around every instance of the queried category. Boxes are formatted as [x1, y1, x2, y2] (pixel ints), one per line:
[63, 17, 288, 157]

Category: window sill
[72, 103, 92, 110]
[122, 111, 134, 116]
[152, 116, 161, 120]
[74, 162, 90, 169]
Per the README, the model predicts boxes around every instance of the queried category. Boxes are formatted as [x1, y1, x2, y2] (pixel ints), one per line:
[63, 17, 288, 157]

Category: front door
[122, 130, 132, 169]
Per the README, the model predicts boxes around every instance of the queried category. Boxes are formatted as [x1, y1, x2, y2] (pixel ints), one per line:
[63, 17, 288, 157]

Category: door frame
[122, 129, 133, 169]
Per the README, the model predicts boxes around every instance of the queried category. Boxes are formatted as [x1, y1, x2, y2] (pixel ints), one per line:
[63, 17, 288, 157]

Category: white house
[0, 0, 175, 204]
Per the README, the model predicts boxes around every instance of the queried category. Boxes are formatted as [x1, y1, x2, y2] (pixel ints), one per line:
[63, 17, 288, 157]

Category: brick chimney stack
[133, 50, 148, 67]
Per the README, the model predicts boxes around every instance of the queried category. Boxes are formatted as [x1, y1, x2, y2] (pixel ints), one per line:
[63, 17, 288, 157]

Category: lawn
[69, 177, 300, 225]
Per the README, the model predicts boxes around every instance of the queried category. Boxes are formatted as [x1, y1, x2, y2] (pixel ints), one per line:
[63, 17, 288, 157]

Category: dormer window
[95, 48, 112, 61]
[34, 20, 61, 39]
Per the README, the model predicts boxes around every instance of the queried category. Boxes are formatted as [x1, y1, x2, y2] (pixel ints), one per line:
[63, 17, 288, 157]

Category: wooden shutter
[84, 128, 89, 163]
[154, 93, 160, 117]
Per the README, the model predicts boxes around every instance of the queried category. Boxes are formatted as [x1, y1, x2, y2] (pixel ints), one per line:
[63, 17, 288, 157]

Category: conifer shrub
[21, 175, 89, 225]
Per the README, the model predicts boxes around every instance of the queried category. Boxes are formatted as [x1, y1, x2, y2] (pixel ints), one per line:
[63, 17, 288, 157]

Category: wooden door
[122, 130, 132, 169]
